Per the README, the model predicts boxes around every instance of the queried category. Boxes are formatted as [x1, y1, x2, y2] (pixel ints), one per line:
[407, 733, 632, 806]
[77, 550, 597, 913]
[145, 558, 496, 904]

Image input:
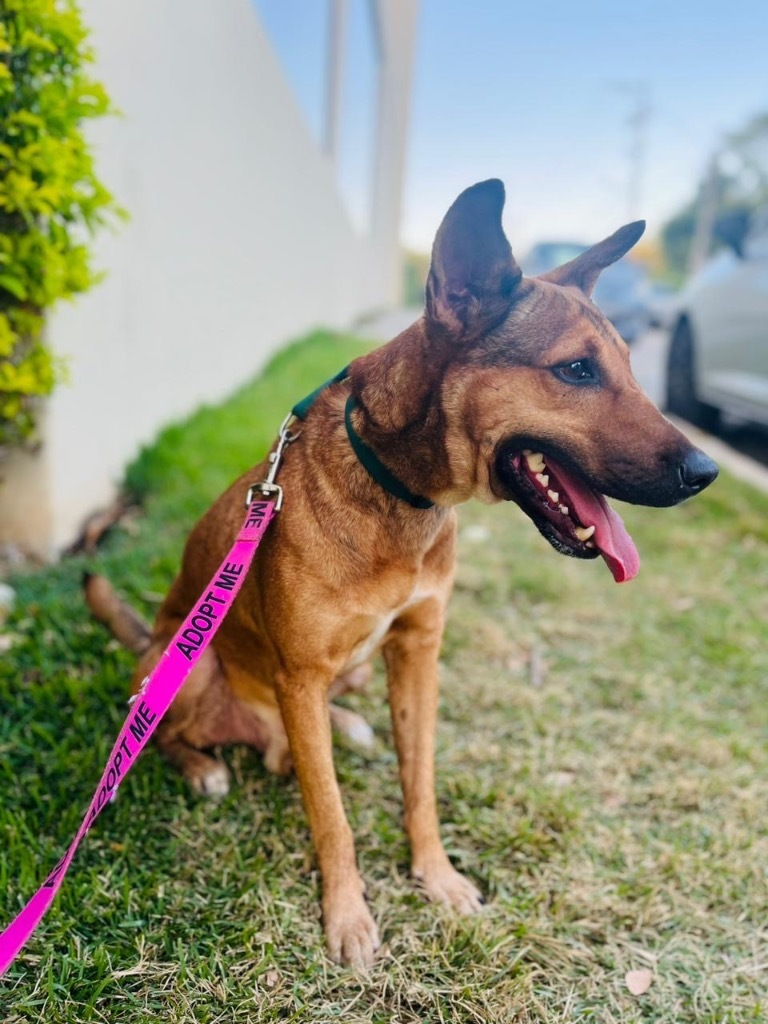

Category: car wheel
[665, 319, 719, 431]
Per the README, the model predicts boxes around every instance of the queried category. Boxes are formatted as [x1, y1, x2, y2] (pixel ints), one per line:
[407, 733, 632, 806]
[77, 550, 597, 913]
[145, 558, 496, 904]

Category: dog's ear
[540, 221, 646, 297]
[426, 179, 522, 337]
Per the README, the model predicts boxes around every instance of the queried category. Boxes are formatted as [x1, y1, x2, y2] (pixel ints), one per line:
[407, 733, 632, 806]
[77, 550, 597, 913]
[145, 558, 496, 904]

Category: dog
[85, 180, 718, 967]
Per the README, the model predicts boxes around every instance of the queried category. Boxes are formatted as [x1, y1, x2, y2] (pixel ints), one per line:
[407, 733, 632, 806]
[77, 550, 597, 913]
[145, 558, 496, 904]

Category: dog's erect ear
[426, 179, 522, 337]
[540, 220, 646, 297]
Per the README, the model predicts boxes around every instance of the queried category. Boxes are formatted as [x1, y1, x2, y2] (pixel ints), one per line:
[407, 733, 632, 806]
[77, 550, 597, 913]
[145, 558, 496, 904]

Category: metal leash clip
[245, 412, 300, 512]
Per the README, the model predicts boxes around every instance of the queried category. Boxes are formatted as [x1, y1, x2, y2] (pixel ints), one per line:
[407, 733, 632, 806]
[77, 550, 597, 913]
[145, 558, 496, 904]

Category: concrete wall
[0, 0, 418, 556]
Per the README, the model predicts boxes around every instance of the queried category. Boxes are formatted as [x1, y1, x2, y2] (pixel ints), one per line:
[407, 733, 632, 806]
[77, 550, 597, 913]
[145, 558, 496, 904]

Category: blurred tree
[661, 111, 768, 283]
[660, 202, 697, 284]
[726, 112, 768, 200]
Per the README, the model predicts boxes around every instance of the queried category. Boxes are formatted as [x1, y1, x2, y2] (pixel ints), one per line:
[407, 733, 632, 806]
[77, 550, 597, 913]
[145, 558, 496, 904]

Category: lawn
[1, 329, 767, 1023]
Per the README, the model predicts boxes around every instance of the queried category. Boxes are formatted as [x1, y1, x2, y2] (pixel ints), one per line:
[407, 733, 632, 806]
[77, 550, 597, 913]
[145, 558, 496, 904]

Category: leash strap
[0, 497, 277, 977]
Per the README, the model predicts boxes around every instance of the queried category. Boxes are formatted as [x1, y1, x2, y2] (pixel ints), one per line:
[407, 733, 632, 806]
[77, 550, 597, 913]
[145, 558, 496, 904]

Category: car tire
[665, 319, 719, 431]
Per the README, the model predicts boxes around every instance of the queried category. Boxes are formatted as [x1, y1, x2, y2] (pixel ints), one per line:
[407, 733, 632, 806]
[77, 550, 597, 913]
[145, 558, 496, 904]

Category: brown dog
[86, 180, 717, 967]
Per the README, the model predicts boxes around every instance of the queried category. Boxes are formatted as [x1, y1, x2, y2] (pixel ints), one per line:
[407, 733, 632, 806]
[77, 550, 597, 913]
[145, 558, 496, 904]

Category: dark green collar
[290, 365, 350, 422]
[291, 367, 435, 510]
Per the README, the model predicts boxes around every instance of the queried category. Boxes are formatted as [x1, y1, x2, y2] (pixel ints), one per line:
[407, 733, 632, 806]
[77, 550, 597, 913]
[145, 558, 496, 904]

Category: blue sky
[404, 0, 768, 254]
[256, 0, 767, 256]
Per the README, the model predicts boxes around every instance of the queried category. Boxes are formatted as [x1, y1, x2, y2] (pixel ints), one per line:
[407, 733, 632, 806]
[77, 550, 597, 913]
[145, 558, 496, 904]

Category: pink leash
[0, 426, 293, 978]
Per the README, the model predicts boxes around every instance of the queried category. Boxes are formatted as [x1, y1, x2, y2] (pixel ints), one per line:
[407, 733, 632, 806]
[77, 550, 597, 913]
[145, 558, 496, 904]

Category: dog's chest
[343, 588, 432, 670]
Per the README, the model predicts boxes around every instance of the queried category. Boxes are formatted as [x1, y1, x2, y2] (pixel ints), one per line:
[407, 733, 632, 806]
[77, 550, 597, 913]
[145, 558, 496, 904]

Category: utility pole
[611, 81, 652, 221]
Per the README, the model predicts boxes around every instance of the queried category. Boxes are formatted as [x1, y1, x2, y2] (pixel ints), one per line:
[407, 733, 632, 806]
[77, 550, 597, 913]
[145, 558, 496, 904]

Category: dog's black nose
[679, 449, 718, 496]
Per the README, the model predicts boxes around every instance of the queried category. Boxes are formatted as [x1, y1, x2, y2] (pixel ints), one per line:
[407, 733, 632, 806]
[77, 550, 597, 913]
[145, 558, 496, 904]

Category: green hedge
[0, 0, 121, 450]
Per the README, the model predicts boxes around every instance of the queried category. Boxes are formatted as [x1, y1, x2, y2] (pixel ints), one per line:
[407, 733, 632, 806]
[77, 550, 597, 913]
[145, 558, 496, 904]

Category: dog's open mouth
[498, 449, 640, 583]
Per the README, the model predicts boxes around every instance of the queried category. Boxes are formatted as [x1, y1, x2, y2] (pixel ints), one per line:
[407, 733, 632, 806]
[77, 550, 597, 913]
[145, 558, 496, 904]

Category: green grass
[2, 328, 767, 1022]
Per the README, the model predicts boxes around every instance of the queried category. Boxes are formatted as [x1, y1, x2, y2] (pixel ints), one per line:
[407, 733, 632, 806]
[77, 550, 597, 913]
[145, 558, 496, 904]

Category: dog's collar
[292, 367, 435, 510]
[343, 396, 434, 509]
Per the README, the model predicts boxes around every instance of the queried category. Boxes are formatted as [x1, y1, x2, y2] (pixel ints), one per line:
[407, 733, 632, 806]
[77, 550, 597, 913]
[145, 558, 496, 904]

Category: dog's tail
[83, 572, 152, 655]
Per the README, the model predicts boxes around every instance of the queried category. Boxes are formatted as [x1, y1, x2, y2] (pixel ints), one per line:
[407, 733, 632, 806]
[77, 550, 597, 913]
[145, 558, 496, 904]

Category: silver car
[666, 209, 768, 429]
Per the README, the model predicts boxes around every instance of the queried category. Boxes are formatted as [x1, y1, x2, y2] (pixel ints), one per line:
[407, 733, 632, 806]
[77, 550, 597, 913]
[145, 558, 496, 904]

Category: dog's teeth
[535, 472, 549, 487]
[575, 524, 596, 541]
[525, 452, 546, 472]
[547, 490, 559, 503]
[559, 505, 569, 516]
[586, 540, 596, 548]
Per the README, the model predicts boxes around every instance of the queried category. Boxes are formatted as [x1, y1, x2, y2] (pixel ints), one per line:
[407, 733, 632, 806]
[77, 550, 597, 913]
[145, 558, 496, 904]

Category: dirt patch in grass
[2, 331, 767, 1022]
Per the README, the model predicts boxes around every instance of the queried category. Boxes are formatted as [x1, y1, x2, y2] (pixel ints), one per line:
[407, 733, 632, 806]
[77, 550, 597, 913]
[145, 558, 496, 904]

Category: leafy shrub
[0, 0, 121, 450]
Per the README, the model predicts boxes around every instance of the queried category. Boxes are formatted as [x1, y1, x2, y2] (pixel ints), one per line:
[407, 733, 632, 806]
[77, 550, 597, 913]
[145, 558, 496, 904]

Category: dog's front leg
[277, 675, 380, 967]
[384, 601, 483, 914]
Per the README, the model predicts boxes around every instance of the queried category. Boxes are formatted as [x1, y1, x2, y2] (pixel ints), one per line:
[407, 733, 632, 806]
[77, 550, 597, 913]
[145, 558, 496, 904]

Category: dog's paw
[329, 704, 375, 750]
[330, 662, 373, 697]
[413, 859, 484, 915]
[324, 895, 380, 968]
[263, 737, 293, 776]
[187, 759, 231, 799]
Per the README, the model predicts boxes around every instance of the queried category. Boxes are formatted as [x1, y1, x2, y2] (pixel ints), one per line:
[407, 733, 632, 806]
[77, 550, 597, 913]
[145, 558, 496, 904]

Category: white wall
[0, 0, 418, 556]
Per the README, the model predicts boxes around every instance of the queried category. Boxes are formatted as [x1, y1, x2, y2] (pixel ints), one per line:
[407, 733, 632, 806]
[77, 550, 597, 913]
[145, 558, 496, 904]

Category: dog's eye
[553, 359, 597, 385]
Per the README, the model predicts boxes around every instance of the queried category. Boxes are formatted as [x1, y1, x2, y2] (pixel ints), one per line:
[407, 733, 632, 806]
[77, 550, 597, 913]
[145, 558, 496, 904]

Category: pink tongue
[549, 460, 640, 583]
